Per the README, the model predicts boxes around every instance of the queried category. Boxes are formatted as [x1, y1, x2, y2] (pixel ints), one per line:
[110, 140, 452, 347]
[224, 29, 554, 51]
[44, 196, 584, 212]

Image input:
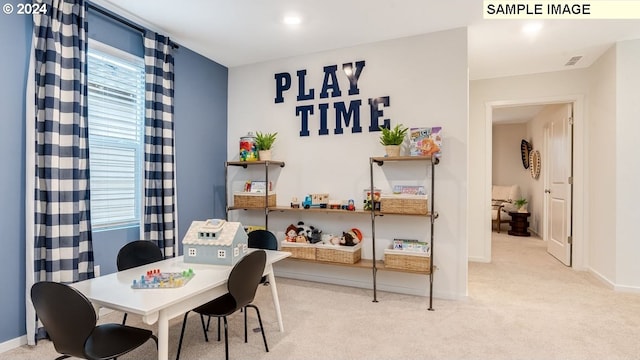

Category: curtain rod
[87, 4, 179, 49]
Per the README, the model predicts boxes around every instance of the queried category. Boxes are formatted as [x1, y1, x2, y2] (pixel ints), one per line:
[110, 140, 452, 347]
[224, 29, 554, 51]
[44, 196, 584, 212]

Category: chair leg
[244, 306, 248, 343]
[199, 314, 209, 342]
[246, 304, 269, 353]
[175, 311, 190, 360]
[217, 317, 221, 341]
[223, 316, 229, 360]
[122, 312, 128, 325]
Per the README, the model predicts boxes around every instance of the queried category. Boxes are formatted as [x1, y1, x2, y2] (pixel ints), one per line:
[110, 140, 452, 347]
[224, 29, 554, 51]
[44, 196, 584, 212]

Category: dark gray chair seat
[175, 250, 268, 360]
[31, 281, 157, 360]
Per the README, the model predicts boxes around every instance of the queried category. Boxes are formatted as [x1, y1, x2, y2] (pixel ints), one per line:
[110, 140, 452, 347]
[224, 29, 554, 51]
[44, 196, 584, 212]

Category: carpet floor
[3, 233, 640, 360]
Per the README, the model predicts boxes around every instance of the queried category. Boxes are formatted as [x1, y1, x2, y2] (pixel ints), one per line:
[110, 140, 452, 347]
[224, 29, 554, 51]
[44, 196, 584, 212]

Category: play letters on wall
[274, 60, 393, 137]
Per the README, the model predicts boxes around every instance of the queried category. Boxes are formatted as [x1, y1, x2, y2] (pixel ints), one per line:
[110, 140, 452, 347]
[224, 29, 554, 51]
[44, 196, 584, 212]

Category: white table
[71, 250, 290, 360]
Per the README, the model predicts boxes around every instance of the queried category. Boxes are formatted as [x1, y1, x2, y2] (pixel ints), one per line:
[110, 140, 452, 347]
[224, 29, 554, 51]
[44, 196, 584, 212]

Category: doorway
[486, 96, 583, 268]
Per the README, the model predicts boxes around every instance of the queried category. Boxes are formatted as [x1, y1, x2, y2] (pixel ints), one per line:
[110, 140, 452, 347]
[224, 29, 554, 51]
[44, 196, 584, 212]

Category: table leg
[157, 312, 169, 360]
[266, 266, 284, 332]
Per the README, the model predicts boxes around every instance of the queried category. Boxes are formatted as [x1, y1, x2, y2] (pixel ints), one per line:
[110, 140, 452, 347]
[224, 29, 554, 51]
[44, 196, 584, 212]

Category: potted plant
[514, 198, 528, 213]
[255, 131, 277, 161]
[379, 124, 408, 157]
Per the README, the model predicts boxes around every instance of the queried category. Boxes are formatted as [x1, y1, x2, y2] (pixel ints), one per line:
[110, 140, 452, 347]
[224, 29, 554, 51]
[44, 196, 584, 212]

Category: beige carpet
[4, 233, 640, 360]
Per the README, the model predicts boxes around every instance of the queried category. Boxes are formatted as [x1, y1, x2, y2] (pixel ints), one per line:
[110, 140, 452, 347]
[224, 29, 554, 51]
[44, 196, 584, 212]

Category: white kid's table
[71, 250, 290, 360]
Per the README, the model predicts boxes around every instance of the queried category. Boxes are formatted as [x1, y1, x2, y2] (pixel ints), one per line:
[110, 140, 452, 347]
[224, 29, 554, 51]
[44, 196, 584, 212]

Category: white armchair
[491, 185, 521, 233]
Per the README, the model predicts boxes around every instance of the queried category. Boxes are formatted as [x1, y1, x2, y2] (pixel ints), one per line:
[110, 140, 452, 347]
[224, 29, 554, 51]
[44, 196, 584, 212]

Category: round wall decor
[520, 140, 532, 169]
[529, 150, 541, 179]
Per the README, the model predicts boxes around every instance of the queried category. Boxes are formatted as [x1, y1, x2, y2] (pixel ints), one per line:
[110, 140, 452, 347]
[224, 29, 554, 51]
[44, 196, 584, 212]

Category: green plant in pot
[255, 131, 277, 161]
[514, 198, 528, 213]
[379, 124, 408, 157]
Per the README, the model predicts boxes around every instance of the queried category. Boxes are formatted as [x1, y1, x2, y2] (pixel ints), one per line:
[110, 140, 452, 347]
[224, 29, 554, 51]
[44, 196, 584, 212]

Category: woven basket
[384, 249, 430, 273]
[233, 193, 276, 208]
[380, 195, 428, 215]
[280, 241, 316, 260]
[316, 243, 362, 264]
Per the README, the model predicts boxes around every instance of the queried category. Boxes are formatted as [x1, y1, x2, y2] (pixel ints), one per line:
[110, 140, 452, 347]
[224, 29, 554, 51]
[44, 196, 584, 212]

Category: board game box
[409, 126, 442, 158]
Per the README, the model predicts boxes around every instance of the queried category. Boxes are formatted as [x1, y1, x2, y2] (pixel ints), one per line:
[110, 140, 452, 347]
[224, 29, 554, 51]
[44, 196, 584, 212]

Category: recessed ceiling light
[522, 22, 543, 35]
[283, 15, 302, 25]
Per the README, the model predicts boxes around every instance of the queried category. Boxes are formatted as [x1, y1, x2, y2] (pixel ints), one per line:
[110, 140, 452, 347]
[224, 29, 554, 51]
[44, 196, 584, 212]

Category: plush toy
[294, 221, 323, 244]
[340, 228, 363, 246]
[295, 221, 310, 243]
[295, 233, 308, 243]
[308, 226, 323, 244]
[285, 224, 298, 242]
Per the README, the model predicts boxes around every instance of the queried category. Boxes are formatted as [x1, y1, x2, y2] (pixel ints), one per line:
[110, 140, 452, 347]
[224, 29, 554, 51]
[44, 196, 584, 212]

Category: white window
[87, 41, 145, 230]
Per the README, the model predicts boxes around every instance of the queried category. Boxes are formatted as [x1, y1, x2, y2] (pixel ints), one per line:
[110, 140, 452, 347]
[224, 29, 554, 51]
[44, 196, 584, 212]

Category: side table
[508, 211, 531, 236]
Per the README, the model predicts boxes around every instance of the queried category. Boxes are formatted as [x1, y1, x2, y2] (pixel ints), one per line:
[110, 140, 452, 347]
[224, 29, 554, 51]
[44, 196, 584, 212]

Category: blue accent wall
[0, 12, 31, 346]
[173, 46, 229, 253]
[0, 10, 228, 344]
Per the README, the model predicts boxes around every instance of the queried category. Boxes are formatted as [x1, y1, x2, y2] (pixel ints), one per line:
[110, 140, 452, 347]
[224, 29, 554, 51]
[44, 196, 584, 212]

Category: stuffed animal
[294, 221, 323, 244]
[295, 233, 308, 243]
[295, 221, 310, 243]
[329, 235, 341, 245]
[340, 228, 363, 246]
[308, 226, 323, 244]
[285, 224, 298, 242]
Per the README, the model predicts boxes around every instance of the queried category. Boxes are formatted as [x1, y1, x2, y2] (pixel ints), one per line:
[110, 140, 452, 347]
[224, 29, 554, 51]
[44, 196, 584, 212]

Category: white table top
[71, 250, 290, 319]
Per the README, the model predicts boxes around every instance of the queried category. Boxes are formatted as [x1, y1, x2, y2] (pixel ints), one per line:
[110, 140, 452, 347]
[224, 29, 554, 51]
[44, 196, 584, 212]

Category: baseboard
[468, 256, 490, 263]
[587, 267, 640, 293]
[588, 267, 615, 289]
[614, 284, 640, 293]
[0, 335, 26, 355]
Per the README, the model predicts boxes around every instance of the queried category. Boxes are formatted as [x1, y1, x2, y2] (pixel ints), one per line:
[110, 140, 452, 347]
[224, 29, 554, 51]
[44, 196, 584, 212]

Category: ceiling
[93, 0, 640, 121]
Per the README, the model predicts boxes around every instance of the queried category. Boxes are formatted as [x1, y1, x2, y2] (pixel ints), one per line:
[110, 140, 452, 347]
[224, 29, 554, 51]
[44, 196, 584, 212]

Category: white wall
[228, 28, 468, 299]
[615, 39, 640, 290]
[587, 46, 617, 284]
[492, 123, 529, 191]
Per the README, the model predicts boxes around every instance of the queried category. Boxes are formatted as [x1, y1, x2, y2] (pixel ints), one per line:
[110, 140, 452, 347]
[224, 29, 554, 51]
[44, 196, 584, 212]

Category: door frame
[484, 94, 586, 270]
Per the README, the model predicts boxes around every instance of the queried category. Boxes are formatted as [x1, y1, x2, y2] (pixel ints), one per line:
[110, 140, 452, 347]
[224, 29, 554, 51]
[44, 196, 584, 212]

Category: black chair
[117, 240, 164, 271]
[31, 281, 157, 360]
[176, 250, 268, 360]
[116, 240, 163, 324]
[247, 230, 278, 285]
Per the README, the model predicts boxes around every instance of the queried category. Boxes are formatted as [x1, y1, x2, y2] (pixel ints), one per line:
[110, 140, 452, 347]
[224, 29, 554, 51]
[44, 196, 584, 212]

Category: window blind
[87, 47, 145, 229]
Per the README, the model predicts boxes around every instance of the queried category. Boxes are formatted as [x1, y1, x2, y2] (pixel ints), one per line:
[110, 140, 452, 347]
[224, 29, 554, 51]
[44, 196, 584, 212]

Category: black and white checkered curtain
[143, 31, 176, 257]
[26, 0, 93, 344]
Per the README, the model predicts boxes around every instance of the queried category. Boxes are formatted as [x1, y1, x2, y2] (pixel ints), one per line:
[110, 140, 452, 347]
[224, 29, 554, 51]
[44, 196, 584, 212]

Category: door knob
[544, 189, 551, 193]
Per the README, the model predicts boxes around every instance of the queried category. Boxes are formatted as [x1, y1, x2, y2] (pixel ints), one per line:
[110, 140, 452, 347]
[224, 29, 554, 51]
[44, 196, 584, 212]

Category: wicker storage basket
[384, 249, 431, 273]
[233, 192, 276, 208]
[380, 195, 428, 215]
[280, 241, 316, 260]
[315, 243, 362, 264]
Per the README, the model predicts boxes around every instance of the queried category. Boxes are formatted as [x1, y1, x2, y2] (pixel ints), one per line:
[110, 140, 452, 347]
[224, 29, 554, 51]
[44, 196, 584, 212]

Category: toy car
[302, 194, 328, 209]
[341, 199, 356, 211]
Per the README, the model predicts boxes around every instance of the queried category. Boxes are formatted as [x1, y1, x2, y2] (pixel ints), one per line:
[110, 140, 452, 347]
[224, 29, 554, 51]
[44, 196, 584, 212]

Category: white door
[544, 103, 572, 266]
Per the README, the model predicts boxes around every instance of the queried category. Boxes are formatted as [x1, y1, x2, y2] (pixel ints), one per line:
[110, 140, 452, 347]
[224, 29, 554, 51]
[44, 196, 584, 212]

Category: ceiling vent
[565, 56, 583, 66]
